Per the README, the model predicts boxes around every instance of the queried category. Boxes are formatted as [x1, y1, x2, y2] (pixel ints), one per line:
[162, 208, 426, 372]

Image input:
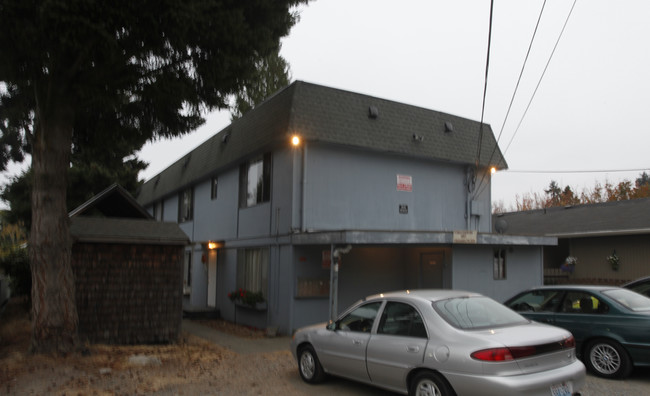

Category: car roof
[519, 285, 622, 292]
[365, 289, 483, 303]
[622, 276, 650, 288]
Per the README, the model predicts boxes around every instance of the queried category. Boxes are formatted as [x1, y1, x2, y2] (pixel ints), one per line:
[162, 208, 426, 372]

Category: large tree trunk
[29, 100, 79, 354]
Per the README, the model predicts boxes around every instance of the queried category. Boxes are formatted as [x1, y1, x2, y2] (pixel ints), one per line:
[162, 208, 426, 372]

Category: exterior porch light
[207, 241, 218, 250]
[291, 135, 301, 146]
[490, 167, 497, 175]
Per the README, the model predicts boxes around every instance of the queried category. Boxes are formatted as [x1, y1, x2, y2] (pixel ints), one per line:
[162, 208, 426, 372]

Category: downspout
[301, 142, 308, 232]
[465, 166, 476, 230]
[329, 244, 352, 321]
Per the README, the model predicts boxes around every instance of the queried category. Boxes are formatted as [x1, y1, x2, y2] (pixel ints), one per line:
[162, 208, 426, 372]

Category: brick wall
[72, 243, 183, 344]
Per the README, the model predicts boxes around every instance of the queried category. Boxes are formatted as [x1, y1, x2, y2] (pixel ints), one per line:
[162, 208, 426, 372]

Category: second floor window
[153, 200, 164, 221]
[211, 177, 218, 200]
[239, 153, 271, 208]
[179, 188, 193, 222]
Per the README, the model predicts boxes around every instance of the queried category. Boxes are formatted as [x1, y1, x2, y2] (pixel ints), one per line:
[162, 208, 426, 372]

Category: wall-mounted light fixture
[490, 167, 496, 174]
[207, 241, 218, 250]
[291, 135, 301, 146]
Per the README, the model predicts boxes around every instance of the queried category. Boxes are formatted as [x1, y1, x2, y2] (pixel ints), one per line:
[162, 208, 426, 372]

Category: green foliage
[0, 0, 307, 351]
[230, 47, 292, 120]
[495, 172, 650, 213]
[0, 0, 307, 170]
[0, 219, 30, 297]
[0, 246, 30, 297]
[228, 288, 265, 307]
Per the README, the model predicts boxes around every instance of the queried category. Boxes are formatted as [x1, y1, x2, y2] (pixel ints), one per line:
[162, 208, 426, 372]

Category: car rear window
[603, 289, 650, 312]
[433, 296, 528, 330]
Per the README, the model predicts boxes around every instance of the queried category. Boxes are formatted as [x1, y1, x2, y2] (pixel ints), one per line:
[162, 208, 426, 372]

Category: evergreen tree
[0, 0, 307, 353]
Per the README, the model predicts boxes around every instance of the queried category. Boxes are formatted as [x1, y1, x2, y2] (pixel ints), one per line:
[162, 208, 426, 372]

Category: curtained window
[237, 248, 269, 296]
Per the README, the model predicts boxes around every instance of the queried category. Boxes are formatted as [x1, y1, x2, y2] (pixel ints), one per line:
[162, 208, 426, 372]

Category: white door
[207, 250, 217, 307]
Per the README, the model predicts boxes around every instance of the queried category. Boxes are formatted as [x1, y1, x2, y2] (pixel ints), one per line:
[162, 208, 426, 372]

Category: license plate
[550, 381, 572, 396]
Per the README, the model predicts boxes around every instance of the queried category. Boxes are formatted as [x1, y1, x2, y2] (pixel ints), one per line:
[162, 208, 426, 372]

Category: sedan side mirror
[327, 320, 337, 331]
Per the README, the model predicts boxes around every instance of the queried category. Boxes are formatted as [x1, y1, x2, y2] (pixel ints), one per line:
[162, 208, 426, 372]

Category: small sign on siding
[453, 230, 478, 244]
[397, 174, 412, 191]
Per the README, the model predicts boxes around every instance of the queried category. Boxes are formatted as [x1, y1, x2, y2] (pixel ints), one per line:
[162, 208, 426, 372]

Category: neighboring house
[493, 198, 650, 285]
[70, 184, 189, 344]
[137, 81, 555, 334]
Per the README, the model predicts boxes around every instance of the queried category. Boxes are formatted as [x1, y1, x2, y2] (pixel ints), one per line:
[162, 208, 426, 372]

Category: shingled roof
[137, 81, 508, 206]
[69, 184, 189, 246]
[493, 198, 650, 237]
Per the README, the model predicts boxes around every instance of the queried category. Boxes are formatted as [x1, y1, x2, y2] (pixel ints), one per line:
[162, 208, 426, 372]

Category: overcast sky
[5, 1, 649, 210]
[138, 0, 650, 209]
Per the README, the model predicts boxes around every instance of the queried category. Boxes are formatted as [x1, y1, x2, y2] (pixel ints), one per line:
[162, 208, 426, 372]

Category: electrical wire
[498, 168, 650, 174]
[476, 0, 579, 199]
[503, 0, 579, 156]
[475, 0, 548, 195]
[474, 0, 495, 172]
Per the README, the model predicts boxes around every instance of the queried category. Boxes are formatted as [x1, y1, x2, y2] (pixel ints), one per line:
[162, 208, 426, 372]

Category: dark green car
[504, 285, 650, 379]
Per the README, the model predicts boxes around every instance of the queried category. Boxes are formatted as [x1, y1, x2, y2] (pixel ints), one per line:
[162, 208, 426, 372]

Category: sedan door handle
[407, 345, 420, 353]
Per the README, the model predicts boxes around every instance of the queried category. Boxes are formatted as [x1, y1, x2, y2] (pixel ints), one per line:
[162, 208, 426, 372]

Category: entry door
[207, 250, 217, 307]
[419, 253, 444, 289]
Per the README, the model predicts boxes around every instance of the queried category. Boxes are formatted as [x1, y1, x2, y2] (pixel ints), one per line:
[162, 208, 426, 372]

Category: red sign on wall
[397, 174, 412, 192]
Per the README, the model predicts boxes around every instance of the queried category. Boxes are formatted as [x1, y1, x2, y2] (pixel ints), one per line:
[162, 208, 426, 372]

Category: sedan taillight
[471, 335, 575, 362]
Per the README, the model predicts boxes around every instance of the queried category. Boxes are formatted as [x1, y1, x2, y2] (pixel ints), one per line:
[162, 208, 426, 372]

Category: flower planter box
[235, 301, 267, 311]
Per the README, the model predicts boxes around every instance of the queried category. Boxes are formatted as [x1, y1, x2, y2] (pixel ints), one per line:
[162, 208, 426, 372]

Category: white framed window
[183, 251, 192, 295]
[237, 248, 269, 297]
[211, 177, 218, 200]
[239, 153, 271, 208]
[493, 249, 507, 280]
[178, 187, 193, 222]
[153, 200, 164, 221]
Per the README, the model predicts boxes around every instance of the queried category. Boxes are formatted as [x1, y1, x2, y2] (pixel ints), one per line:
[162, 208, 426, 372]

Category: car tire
[409, 371, 454, 396]
[298, 345, 326, 384]
[584, 339, 632, 379]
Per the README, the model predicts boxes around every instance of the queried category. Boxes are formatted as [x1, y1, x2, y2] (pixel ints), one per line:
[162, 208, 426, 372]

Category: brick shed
[69, 184, 189, 344]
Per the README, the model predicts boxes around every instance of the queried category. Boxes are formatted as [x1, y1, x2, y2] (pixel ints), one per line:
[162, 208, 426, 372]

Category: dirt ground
[0, 298, 301, 396]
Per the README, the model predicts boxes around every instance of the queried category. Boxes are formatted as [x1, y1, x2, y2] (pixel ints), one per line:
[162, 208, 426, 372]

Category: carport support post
[329, 244, 338, 322]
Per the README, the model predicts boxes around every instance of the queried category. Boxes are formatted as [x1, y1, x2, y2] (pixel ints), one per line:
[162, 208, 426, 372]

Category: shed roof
[493, 198, 650, 237]
[69, 183, 189, 246]
[69, 183, 152, 219]
[70, 217, 189, 245]
[137, 81, 507, 205]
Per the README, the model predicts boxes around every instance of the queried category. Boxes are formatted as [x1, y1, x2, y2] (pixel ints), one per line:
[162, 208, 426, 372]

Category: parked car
[291, 290, 585, 396]
[504, 285, 650, 379]
[623, 275, 650, 298]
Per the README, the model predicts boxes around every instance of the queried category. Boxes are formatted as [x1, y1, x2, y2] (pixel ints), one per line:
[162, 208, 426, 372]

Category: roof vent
[444, 121, 454, 133]
[368, 105, 379, 119]
[222, 132, 230, 144]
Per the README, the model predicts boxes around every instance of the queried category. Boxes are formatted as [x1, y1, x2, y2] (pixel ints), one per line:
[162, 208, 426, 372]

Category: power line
[474, 0, 495, 172]
[476, 0, 579, 199]
[499, 168, 650, 175]
[476, 0, 548, 195]
[503, 0, 578, 155]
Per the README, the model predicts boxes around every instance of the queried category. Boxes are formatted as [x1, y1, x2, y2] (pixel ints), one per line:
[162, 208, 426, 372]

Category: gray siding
[303, 145, 492, 233]
[452, 246, 542, 302]
[570, 234, 650, 282]
[192, 170, 239, 241]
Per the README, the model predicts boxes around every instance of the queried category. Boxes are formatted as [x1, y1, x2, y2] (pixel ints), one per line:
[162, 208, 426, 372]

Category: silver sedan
[291, 290, 585, 396]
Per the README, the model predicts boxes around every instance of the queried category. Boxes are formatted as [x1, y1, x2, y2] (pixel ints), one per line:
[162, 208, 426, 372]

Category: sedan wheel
[409, 372, 453, 396]
[298, 345, 325, 383]
[585, 339, 632, 379]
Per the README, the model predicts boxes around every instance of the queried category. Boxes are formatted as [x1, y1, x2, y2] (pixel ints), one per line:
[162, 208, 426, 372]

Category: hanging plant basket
[607, 251, 620, 271]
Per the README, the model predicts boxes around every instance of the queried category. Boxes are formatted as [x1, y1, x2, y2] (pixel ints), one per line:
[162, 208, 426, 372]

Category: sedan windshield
[603, 289, 650, 312]
[434, 296, 528, 330]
